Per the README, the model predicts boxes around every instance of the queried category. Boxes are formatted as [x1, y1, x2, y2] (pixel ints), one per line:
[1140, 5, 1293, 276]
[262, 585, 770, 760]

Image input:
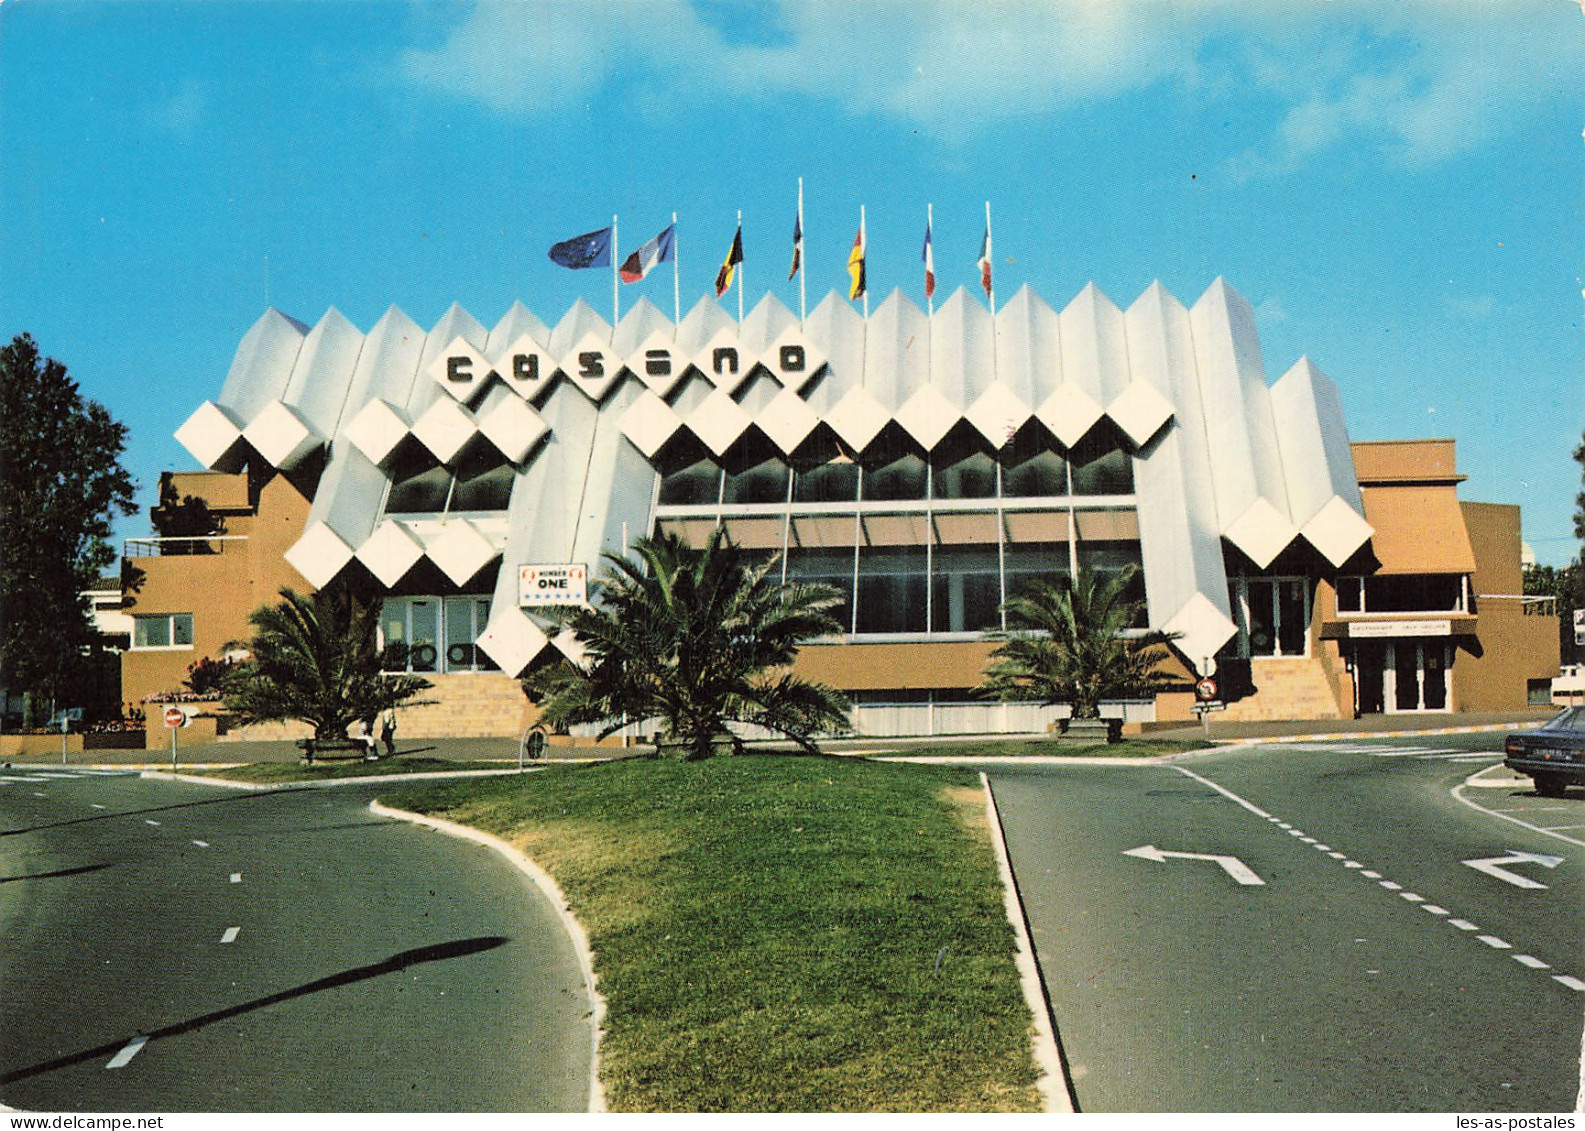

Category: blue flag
[548, 227, 613, 270]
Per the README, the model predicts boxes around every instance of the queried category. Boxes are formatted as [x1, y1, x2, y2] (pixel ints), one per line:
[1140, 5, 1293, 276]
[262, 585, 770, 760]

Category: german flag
[715, 224, 743, 298]
[847, 223, 866, 301]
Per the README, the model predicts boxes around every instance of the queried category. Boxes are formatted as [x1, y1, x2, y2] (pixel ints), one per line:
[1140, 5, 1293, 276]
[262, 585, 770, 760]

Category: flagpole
[671, 211, 680, 326]
[797, 178, 806, 328]
[736, 209, 744, 322]
[860, 204, 868, 320]
[611, 214, 620, 328]
[926, 203, 934, 386]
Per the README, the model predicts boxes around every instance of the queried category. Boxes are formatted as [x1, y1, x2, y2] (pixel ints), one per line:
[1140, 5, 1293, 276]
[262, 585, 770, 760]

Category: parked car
[1504, 707, 1585, 797]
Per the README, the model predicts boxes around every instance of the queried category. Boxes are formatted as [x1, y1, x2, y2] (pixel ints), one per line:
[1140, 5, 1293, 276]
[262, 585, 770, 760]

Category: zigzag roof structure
[174, 279, 1371, 677]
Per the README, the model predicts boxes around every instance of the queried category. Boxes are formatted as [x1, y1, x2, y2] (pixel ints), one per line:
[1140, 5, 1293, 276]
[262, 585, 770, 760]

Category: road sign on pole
[164, 706, 189, 728]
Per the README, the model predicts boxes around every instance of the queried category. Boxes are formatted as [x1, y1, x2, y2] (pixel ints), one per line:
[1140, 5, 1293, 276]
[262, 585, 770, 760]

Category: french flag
[922, 218, 935, 300]
[620, 224, 675, 283]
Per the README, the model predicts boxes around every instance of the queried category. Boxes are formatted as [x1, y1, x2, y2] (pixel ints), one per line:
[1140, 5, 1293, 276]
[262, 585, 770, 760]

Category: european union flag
[548, 227, 613, 270]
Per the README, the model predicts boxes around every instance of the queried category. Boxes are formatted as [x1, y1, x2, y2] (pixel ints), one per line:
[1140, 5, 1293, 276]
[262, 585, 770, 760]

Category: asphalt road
[989, 733, 1585, 1112]
[0, 771, 592, 1112]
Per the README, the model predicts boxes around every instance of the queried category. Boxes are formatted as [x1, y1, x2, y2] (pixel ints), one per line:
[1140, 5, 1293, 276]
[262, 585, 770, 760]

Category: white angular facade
[174, 279, 1374, 721]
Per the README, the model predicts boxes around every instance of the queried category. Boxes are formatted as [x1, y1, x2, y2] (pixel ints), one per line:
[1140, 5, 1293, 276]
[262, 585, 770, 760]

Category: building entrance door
[1355, 643, 1385, 715]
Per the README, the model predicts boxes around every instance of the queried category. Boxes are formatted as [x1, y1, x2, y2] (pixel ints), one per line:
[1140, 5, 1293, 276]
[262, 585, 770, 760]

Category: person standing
[379, 706, 398, 757]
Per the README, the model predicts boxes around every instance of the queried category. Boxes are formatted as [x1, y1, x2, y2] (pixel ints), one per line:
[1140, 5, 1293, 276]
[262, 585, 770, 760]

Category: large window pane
[657, 458, 721, 506]
[1003, 450, 1066, 498]
[792, 459, 859, 503]
[1361, 574, 1462, 613]
[931, 545, 1001, 632]
[381, 600, 409, 671]
[785, 547, 854, 633]
[408, 600, 439, 673]
[1004, 544, 1069, 603]
[450, 451, 515, 512]
[386, 460, 452, 514]
[134, 616, 170, 648]
[722, 457, 790, 505]
[444, 596, 477, 671]
[1245, 581, 1276, 656]
[856, 546, 927, 633]
[934, 451, 998, 500]
[863, 453, 928, 502]
[1277, 580, 1308, 655]
[1071, 449, 1134, 495]
[171, 613, 194, 647]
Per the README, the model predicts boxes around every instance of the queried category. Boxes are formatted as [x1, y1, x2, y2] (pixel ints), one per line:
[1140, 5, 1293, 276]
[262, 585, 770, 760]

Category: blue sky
[2, 0, 1582, 564]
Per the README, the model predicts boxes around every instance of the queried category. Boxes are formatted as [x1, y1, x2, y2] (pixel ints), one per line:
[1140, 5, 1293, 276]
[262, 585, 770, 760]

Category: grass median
[383, 753, 1043, 1112]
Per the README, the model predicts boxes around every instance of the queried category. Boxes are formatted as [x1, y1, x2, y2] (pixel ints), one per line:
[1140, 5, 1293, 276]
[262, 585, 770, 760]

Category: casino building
[120, 280, 1558, 739]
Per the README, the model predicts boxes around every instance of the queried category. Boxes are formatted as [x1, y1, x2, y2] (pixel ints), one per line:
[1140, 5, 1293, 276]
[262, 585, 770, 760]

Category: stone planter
[654, 732, 742, 760]
[1061, 717, 1123, 744]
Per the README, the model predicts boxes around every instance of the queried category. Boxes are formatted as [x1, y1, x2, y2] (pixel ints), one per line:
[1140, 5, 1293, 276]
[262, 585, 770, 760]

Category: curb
[1208, 721, 1541, 746]
[980, 772, 1077, 1113]
[140, 767, 539, 790]
[368, 800, 607, 1114]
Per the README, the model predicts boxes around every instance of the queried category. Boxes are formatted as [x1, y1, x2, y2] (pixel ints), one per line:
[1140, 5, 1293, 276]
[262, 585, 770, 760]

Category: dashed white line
[1477, 935, 1512, 950]
[1422, 905, 1450, 916]
[230, 872, 242, 884]
[1361, 870, 1383, 879]
[220, 927, 240, 944]
[192, 840, 209, 848]
[1449, 919, 1479, 931]
[1379, 880, 1403, 891]
[1554, 975, 1585, 992]
[90, 803, 106, 810]
[1400, 892, 1425, 902]
[144, 819, 161, 827]
[1515, 955, 1551, 970]
[106, 1035, 148, 1069]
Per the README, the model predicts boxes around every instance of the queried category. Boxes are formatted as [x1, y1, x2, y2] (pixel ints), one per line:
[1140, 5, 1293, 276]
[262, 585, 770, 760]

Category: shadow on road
[0, 862, 115, 884]
[0, 936, 511, 1086]
[0, 787, 304, 838]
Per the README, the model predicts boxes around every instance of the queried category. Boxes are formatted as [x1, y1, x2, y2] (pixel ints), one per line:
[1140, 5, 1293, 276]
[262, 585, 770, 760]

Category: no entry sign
[164, 706, 190, 728]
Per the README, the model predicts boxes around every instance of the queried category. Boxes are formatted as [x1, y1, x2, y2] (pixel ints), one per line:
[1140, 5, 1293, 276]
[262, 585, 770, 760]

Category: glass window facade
[1336, 574, 1466, 614]
[381, 596, 496, 672]
[1230, 577, 1309, 658]
[132, 613, 194, 650]
[386, 446, 515, 516]
[656, 438, 1142, 638]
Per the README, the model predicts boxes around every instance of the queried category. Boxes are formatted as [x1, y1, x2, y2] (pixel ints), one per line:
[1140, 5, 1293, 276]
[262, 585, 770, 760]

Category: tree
[219, 583, 431, 761]
[0, 334, 137, 726]
[524, 528, 852, 759]
[981, 567, 1179, 719]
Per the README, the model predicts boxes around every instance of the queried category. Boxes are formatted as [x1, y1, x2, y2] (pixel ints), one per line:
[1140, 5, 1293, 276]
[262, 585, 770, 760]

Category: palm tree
[982, 566, 1179, 720]
[219, 583, 431, 761]
[524, 527, 851, 759]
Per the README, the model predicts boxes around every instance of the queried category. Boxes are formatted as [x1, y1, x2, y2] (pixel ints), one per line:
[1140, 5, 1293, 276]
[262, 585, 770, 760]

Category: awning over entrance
[1359, 485, 1476, 575]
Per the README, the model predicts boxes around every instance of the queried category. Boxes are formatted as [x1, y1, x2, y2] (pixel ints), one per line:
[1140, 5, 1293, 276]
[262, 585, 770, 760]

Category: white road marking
[106, 1035, 148, 1069]
[230, 873, 242, 883]
[1123, 844, 1266, 885]
[1313, 844, 1332, 851]
[32, 792, 46, 798]
[144, 819, 160, 826]
[1454, 770, 1585, 849]
[1171, 763, 1585, 1004]
[220, 927, 240, 944]
[90, 803, 106, 810]
[1463, 850, 1564, 890]
[192, 840, 209, 848]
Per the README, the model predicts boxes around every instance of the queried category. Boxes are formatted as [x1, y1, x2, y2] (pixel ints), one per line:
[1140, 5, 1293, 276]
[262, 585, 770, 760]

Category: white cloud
[395, 0, 1583, 172]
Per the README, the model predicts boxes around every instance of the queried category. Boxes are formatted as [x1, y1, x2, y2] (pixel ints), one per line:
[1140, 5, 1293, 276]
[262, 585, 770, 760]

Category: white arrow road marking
[1123, 844, 1265, 885]
[1462, 850, 1566, 890]
[106, 1035, 148, 1069]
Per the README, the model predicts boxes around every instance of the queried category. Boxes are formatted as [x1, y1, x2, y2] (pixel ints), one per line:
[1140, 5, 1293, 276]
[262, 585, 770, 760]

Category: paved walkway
[1146, 708, 1556, 745]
